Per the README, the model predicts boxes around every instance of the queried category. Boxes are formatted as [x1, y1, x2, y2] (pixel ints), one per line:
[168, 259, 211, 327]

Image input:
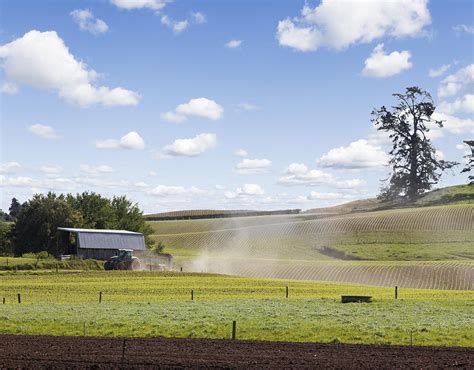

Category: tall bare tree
[372, 87, 457, 201]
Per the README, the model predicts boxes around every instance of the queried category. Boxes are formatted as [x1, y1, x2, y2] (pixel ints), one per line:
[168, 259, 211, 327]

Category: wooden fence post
[191, 290, 194, 301]
[395, 286, 398, 300]
[17, 293, 21, 304]
[286, 286, 289, 299]
[99, 291, 102, 303]
[2, 297, 5, 304]
[232, 320, 236, 340]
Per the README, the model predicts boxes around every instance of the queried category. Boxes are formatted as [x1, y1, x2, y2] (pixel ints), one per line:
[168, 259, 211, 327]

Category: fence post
[395, 286, 398, 300]
[180, 267, 183, 272]
[286, 286, 289, 299]
[17, 293, 21, 304]
[99, 291, 102, 303]
[232, 320, 236, 340]
[410, 330, 413, 346]
[121, 339, 127, 365]
[2, 297, 5, 304]
[191, 290, 194, 301]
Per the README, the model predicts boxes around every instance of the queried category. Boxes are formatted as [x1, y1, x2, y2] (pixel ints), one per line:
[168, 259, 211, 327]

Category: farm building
[57, 227, 146, 260]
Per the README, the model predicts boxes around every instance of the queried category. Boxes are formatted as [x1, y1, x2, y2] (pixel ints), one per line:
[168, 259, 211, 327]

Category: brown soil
[0, 334, 472, 369]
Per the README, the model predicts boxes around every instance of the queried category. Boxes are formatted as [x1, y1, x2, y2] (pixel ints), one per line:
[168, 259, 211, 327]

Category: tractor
[104, 249, 141, 270]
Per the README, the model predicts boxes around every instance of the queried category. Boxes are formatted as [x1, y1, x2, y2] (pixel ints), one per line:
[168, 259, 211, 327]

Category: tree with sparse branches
[461, 140, 473, 185]
[372, 87, 457, 201]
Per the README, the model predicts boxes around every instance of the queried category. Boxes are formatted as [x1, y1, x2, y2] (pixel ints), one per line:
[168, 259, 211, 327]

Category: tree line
[0, 192, 157, 257]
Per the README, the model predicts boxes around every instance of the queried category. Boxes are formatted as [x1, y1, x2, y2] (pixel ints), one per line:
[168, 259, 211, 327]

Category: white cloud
[148, 185, 204, 197]
[335, 178, 367, 189]
[225, 39, 242, 49]
[307, 191, 342, 200]
[438, 64, 474, 98]
[429, 64, 451, 78]
[0, 30, 140, 107]
[70, 9, 108, 35]
[96, 131, 145, 150]
[453, 24, 474, 35]
[432, 112, 474, 136]
[237, 102, 259, 111]
[160, 133, 217, 157]
[276, 0, 430, 51]
[0, 162, 21, 174]
[0, 175, 34, 187]
[226, 183, 265, 198]
[161, 98, 224, 122]
[236, 158, 272, 174]
[110, 0, 166, 11]
[29, 124, 59, 140]
[191, 12, 206, 24]
[161, 15, 189, 34]
[80, 164, 115, 175]
[39, 165, 63, 176]
[318, 139, 389, 169]
[234, 149, 248, 157]
[278, 166, 335, 186]
[362, 43, 412, 78]
[1, 81, 18, 94]
[438, 94, 474, 115]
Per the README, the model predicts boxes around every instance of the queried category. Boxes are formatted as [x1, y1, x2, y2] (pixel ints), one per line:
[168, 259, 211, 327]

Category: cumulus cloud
[80, 164, 115, 175]
[70, 9, 108, 35]
[191, 12, 206, 24]
[279, 164, 335, 186]
[29, 124, 59, 140]
[225, 39, 242, 49]
[161, 98, 224, 122]
[307, 191, 342, 200]
[0, 175, 34, 187]
[276, 0, 430, 51]
[148, 185, 204, 197]
[235, 158, 272, 174]
[0, 162, 21, 174]
[438, 94, 474, 115]
[362, 43, 412, 78]
[159, 133, 217, 158]
[429, 64, 451, 78]
[234, 149, 248, 157]
[161, 15, 189, 34]
[96, 131, 145, 150]
[110, 0, 166, 11]
[39, 165, 63, 177]
[431, 112, 474, 136]
[438, 64, 474, 98]
[318, 139, 389, 169]
[1, 81, 18, 94]
[225, 183, 265, 198]
[0, 30, 140, 107]
[453, 24, 474, 35]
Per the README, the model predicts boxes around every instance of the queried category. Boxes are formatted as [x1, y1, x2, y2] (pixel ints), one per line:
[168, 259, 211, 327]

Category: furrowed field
[148, 204, 474, 290]
[0, 271, 473, 346]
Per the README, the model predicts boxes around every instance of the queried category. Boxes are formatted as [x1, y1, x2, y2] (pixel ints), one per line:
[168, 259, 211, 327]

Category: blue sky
[1, 0, 473, 213]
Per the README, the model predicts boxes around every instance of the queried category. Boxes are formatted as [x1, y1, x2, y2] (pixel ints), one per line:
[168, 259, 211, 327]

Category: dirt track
[1, 335, 473, 369]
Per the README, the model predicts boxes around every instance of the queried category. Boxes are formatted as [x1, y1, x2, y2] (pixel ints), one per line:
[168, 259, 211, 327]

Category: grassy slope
[0, 271, 472, 346]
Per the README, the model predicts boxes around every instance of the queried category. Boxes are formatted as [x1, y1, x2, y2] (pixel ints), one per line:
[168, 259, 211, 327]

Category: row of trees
[1, 192, 157, 257]
[373, 87, 473, 200]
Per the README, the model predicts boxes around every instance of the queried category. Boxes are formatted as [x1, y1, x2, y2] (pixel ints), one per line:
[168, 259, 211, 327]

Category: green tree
[13, 193, 83, 257]
[372, 87, 457, 201]
[8, 198, 22, 219]
[111, 196, 156, 250]
[66, 192, 115, 229]
[461, 140, 473, 185]
[0, 222, 14, 255]
[0, 209, 11, 222]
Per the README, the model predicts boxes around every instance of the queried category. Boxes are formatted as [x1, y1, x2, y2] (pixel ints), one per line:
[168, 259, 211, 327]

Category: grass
[0, 256, 104, 271]
[0, 271, 472, 346]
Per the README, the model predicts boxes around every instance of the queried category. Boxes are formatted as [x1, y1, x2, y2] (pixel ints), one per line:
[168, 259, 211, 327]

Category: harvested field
[1, 335, 472, 369]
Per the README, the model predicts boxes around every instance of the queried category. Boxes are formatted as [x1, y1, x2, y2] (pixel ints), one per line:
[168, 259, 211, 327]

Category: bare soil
[0, 334, 472, 369]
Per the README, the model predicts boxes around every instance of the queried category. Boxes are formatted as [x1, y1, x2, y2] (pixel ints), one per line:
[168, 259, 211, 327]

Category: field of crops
[0, 271, 473, 346]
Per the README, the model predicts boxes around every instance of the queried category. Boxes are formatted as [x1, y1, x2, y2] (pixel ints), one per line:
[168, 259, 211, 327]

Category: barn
[57, 227, 146, 260]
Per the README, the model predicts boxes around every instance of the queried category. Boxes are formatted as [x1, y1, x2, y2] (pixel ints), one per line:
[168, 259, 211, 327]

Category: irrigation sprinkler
[232, 320, 236, 340]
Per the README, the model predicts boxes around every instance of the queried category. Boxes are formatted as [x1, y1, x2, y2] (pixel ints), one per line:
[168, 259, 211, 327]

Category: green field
[0, 271, 472, 346]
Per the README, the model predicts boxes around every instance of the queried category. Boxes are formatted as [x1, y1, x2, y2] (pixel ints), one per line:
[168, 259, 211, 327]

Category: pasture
[0, 271, 473, 346]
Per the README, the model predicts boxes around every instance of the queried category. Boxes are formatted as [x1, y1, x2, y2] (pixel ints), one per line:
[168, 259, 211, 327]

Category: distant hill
[144, 209, 301, 221]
